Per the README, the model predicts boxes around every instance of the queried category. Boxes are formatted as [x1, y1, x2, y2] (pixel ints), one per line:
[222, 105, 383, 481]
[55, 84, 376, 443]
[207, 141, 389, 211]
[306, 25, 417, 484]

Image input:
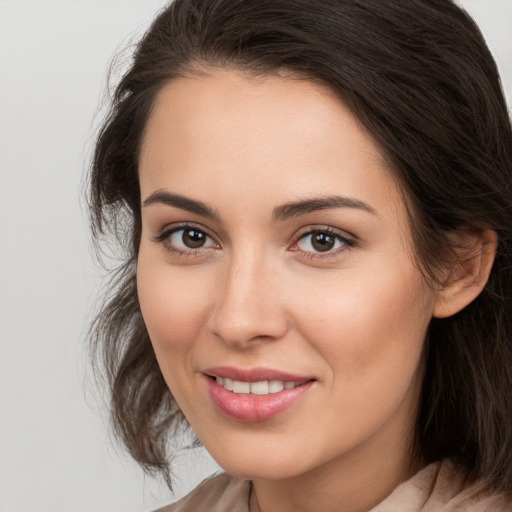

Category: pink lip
[204, 366, 311, 383]
[203, 366, 315, 422]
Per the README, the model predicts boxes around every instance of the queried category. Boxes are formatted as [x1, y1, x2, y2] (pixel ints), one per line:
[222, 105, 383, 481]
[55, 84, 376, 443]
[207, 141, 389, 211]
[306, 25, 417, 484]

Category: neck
[249, 421, 422, 512]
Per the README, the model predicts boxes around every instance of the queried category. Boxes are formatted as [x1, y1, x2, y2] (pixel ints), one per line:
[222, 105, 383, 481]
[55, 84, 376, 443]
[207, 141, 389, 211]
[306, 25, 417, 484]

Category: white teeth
[223, 377, 233, 391]
[215, 377, 300, 395]
[232, 380, 251, 394]
[269, 380, 285, 393]
[250, 381, 269, 395]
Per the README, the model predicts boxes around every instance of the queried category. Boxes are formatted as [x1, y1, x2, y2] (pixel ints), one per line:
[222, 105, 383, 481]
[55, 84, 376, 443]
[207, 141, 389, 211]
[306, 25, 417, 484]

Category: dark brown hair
[88, 0, 512, 493]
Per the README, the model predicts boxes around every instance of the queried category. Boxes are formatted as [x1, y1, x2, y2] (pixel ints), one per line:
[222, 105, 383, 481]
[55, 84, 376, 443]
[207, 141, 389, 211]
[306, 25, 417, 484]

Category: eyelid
[152, 222, 355, 259]
[293, 224, 355, 242]
[153, 222, 219, 253]
[153, 221, 209, 240]
[290, 225, 355, 257]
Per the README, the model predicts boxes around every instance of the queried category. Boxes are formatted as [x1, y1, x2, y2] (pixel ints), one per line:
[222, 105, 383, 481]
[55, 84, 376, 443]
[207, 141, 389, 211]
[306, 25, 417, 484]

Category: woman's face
[137, 70, 438, 481]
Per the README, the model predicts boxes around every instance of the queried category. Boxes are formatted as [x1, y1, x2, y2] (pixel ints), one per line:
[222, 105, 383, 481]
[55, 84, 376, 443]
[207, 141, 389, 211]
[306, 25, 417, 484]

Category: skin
[136, 70, 492, 512]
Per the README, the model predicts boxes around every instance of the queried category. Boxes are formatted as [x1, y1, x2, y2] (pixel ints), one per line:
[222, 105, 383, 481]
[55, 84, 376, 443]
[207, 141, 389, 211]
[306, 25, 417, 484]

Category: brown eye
[182, 229, 207, 248]
[162, 226, 217, 252]
[295, 229, 352, 255]
[311, 232, 336, 252]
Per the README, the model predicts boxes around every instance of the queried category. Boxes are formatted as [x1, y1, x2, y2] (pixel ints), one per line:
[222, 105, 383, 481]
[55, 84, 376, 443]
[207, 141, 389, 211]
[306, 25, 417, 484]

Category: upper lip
[203, 366, 314, 383]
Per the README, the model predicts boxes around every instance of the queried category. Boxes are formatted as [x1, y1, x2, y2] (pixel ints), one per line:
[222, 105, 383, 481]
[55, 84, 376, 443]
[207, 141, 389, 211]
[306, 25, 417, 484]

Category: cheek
[136, 250, 211, 370]
[301, 267, 433, 441]
[292, 260, 434, 383]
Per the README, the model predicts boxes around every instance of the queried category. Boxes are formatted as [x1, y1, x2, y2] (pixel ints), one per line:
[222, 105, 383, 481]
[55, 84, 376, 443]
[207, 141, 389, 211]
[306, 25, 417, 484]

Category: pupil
[312, 232, 335, 252]
[183, 229, 206, 248]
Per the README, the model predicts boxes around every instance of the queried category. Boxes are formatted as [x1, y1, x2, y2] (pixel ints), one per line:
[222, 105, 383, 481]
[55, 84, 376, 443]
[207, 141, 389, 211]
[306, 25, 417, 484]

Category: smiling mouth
[211, 376, 309, 396]
[204, 370, 315, 421]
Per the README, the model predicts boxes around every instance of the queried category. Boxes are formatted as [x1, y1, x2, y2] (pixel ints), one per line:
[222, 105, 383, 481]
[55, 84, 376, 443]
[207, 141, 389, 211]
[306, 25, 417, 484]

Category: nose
[207, 252, 289, 348]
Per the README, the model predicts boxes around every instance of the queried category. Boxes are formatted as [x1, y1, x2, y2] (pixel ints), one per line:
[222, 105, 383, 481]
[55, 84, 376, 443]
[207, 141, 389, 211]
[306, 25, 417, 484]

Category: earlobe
[433, 229, 497, 319]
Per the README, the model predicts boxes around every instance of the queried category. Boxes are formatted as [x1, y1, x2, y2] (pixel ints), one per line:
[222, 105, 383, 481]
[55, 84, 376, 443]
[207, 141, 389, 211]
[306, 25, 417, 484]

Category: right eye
[155, 225, 219, 254]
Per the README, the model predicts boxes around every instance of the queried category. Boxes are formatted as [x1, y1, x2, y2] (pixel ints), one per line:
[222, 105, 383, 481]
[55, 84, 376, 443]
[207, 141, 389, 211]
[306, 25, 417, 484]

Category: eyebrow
[272, 195, 376, 222]
[142, 190, 220, 220]
[142, 190, 376, 222]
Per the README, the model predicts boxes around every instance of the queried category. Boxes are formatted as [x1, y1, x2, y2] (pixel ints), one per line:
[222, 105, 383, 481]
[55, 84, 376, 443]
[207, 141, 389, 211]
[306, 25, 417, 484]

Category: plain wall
[0, 1, 510, 510]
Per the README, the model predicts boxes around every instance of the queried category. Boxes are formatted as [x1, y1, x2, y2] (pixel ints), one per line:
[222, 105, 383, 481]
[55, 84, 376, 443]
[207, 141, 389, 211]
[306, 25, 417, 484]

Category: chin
[216, 457, 308, 481]
[202, 436, 322, 481]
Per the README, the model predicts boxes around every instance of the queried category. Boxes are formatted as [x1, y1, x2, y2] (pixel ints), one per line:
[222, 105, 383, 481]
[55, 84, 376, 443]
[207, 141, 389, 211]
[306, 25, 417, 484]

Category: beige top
[156, 460, 511, 511]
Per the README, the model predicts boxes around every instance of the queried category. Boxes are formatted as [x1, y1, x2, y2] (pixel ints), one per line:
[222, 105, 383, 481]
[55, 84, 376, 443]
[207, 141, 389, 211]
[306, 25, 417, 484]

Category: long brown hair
[88, 0, 512, 493]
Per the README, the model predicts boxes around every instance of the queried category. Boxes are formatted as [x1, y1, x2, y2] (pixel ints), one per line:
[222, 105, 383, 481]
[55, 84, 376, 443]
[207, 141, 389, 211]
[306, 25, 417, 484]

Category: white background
[0, 1, 510, 511]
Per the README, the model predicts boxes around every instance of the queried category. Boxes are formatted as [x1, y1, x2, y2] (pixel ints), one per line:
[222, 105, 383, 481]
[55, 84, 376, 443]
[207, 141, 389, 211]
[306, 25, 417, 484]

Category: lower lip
[205, 377, 314, 422]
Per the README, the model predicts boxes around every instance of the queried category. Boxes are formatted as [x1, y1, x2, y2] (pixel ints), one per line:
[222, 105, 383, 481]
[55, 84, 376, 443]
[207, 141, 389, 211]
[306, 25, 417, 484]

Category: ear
[433, 228, 497, 319]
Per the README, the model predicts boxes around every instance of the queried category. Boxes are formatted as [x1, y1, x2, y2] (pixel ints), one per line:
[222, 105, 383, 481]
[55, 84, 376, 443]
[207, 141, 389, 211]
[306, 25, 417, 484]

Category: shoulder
[424, 459, 512, 511]
[155, 472, 251, 512]
[373, 460, 512, 512]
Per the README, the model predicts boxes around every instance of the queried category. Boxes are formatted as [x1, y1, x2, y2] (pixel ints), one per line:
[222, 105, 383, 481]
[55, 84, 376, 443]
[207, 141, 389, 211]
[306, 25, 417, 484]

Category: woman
[88, 0, 512, 510]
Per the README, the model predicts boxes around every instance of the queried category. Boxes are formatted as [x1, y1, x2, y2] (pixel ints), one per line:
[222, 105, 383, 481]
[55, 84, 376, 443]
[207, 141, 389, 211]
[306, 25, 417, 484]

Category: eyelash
[153, 224, 355, 259]
[293, 227, 355, 259]
[154, 223, 218, 256]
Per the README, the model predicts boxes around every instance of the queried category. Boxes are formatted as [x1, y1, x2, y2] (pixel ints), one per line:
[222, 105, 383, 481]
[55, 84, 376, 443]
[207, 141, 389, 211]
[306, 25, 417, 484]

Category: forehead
[138, 69, 404, 224]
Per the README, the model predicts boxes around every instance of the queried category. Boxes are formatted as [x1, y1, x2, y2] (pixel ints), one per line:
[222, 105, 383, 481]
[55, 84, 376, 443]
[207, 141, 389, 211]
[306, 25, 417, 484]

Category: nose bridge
[209, 245, 287, 347]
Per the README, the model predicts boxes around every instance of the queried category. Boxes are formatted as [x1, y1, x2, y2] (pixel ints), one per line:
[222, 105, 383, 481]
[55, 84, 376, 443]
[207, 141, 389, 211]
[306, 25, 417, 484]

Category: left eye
[296, 230, 348, 253]
[167, 228, 217, 250]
